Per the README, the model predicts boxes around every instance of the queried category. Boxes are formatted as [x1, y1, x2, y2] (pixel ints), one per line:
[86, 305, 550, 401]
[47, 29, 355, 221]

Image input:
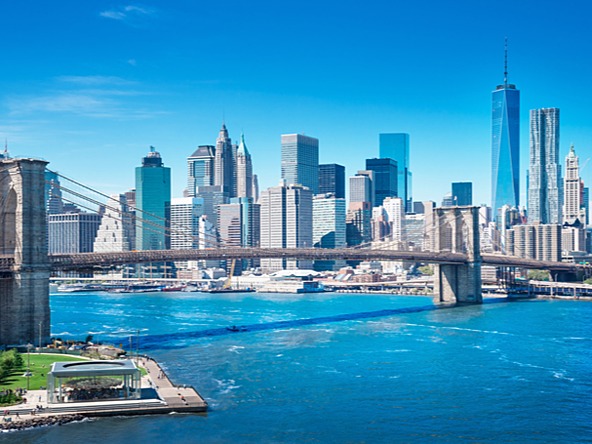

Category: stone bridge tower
[432, 206, 482, 304]
[0, 158, 50, 346]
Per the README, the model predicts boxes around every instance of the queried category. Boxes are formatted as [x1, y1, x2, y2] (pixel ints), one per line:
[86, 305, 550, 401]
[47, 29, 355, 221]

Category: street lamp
[26, 343, 32, 391]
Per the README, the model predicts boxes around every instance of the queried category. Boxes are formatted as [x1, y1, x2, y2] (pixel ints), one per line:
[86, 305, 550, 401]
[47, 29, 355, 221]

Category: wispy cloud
[56, 75, 137, 86]
[7, 76, 166, 120]
[99, 4, 157, 25]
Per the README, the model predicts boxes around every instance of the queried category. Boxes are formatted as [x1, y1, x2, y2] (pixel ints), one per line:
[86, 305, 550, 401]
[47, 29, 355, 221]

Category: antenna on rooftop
[504, 37, 508, 86]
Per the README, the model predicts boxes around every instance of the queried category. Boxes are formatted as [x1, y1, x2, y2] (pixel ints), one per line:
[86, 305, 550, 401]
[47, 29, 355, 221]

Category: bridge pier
[432, 206, 482, 304]
[0, 159, 50, 346]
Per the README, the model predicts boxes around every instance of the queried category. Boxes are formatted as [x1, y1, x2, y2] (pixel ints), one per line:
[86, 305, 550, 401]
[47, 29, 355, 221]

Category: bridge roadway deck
[0, 249, 583, 273]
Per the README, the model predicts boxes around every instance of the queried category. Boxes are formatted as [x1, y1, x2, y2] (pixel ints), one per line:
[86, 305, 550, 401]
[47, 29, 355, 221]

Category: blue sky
[2, 1, 592, 207]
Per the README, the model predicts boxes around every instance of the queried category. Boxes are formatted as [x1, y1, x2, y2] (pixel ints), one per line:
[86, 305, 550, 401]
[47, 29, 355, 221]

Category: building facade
[281, 134, 319, 194]
[528, 108, 561, 224]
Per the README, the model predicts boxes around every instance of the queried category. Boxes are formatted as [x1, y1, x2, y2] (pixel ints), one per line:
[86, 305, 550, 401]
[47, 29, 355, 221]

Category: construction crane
[223, 259, 236, 290]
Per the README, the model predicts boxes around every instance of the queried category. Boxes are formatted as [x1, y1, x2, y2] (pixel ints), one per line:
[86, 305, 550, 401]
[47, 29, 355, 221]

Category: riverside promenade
[1, 355, 207, 432]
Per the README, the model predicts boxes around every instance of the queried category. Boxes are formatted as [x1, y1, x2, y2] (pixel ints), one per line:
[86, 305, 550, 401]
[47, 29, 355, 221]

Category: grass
[0, 353, 87, 391]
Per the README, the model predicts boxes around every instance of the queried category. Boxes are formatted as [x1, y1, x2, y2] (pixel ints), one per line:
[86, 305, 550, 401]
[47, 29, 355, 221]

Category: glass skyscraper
[451, 182, 473, 206]
[318, 163, 345, 198]
[379, 133, 412, 212]
[187, 145, 215, 197]
[491, 47, 520, 218]
[135, 146, 171, 251]
[281, 134, 319, 194]
[365, 158, 397, 207]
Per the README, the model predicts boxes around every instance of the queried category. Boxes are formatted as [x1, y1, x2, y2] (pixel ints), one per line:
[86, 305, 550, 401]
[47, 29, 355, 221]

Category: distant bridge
[2, 248, 582, 273]
[45, 249, 582, 273]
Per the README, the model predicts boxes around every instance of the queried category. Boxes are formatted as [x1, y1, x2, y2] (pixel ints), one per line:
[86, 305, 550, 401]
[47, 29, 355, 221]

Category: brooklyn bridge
[0, 158, 587, 346]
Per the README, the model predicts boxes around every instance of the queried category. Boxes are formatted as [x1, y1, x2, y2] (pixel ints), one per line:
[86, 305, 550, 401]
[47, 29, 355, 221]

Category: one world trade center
[491, 40, 520, 219]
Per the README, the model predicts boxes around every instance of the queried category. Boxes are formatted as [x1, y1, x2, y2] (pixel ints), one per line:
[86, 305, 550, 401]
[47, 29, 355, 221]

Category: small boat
[162, 285, 186, 292]
[226, 325, 248, 332]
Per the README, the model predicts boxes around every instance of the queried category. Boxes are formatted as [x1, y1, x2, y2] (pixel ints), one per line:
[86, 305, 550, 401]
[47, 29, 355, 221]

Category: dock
[1, 356, 207, 431]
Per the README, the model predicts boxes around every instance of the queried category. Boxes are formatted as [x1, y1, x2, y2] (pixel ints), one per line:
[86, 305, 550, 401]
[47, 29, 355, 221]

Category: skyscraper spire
[504, 37, 508, 86]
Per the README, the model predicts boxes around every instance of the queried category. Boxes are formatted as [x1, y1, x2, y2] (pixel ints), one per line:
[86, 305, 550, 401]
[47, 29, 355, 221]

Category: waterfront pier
[0, 355, 207, 432]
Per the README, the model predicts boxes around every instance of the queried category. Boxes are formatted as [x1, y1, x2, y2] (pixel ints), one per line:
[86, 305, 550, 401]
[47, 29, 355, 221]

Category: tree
[417, 265, 434, 276]
[528, 270, 550, 281]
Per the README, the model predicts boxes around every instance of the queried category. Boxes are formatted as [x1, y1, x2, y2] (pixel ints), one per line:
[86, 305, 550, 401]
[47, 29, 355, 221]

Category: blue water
[3, 292, 592, 443]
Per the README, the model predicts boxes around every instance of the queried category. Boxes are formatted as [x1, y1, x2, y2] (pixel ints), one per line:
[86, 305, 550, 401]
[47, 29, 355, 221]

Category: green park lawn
[0, 353, 87, 391]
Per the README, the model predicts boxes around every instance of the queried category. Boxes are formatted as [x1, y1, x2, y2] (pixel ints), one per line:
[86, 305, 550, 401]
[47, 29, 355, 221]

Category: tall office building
[187, 145, 215, 197]
[491, 41, 520, 218]
[365, 158, 397, 207]
[281, 134, 319, 194]
[260, 182, 313, 271]
[215, 124, 236, 196]
[318, 164, 345, 198]
[135, 146, 171, 251]
[528, 108, 561, 224]
[379, 133, 412, 212]
[563, 145, 584, 225]
[236, 134, 253, 198]
[451, 182, 473, 206]
[48, 212, 101, 254]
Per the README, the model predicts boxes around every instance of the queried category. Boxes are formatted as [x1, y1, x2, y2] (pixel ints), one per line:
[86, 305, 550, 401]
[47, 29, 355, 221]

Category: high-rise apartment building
[379, 133, 412, 212]
[236, 134, 253, 198]
[281, 134, 319, 194]
[528, 108, 561, 224]
[135, 146, 171, 251]
[260, 182, 313, 271]
[491, 42, 520, 218]
[451, 182, 473, 206]
[365, 158, 397, 207]
[318, 164, 345, 198]
[187, 145, 215, 197]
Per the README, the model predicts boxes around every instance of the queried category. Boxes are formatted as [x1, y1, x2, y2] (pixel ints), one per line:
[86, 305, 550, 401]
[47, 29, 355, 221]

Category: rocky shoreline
[0, 414, 86, 432]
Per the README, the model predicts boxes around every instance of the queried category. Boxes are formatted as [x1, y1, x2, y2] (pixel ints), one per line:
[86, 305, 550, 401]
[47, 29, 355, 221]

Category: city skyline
[2, 1, 592, 206]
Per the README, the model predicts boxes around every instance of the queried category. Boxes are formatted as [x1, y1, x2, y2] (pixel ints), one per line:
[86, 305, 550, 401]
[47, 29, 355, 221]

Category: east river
[3, 291, 592, 443]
